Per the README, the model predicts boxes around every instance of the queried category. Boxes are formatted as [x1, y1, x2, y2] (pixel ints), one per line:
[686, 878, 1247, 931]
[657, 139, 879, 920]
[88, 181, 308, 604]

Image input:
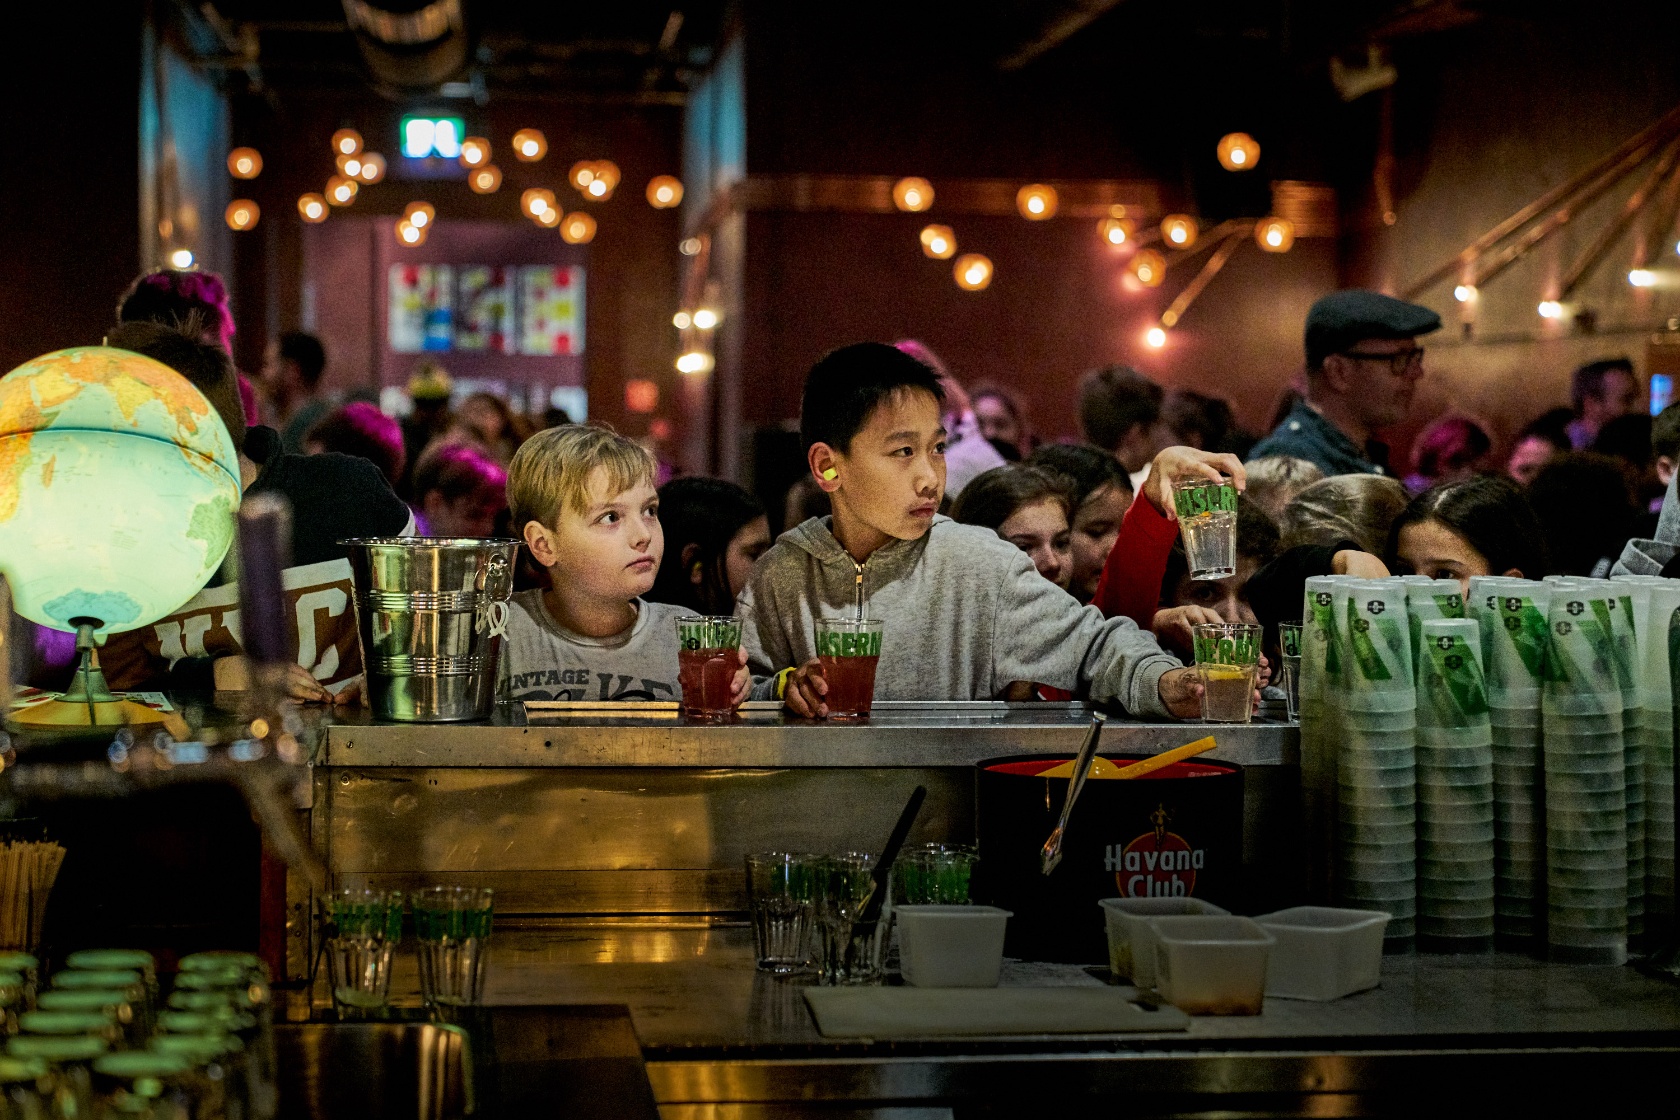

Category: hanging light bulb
[1630, 268, 1658, 287]
[954, 253, 993, 291]
[356, 152, 386, 183]
[1454, 284, 1478, 303]
[1160, 215, 1198, 248]
[169, 249, 195, 269]
[676, 350, 715, 374]
[570, 162, 597, 190]
[1145, 326, 1168, 349]
[561, 211, 598, 244]
[920, 224, 956, 259]
[469, 164, 502, 194]
[404, 202, 436, 229]
[1097, 217, 1134, 246]
[511, 129, 547, 161]
[592, 161, 621, 190]
[1538, 300, 1565, 319]
[892, 177, 934, 213]
[225, 199, 260, 231]
[1254, 216, 1295, 253]
[336, 154, 364, 179]
[227, 147, 262, 179]
[395, 218, 426, 246]
[692, 307, 720, 330]
[521, 188, 557, 219]
[1016, 184, 1058, 220]
[326, 175, 358, 206]
[646, 175, 684, 208]
[459, 137, 491, 168]
[331, 128, 363, 157]
[673, 310, 693, 330]
[297, 193, 329, 223]
[1130, 249, 1166, 287]
[1216, 132, 1261, 171]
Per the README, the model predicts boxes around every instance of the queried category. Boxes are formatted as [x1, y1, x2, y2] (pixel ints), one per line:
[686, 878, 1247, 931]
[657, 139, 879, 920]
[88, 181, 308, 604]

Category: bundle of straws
[0, 840, 65, 950]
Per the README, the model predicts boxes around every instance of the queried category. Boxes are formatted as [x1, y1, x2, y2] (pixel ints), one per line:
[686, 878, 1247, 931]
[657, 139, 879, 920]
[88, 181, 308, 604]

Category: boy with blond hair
[500, 425, 749, 705]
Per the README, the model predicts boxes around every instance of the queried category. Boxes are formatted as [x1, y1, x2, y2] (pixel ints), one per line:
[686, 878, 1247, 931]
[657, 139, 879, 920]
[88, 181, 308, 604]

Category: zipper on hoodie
[852, 557, 868, 619]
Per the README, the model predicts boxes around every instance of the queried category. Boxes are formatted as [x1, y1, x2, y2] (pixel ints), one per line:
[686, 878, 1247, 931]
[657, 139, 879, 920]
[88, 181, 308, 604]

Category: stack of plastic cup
[1467, 576, 1550, 943]
[1332, 578, 1417, 950]
[1298, 576, 1345, 905]
[1543, 581, 1628, 965]
[1605, 580, 1646, 940]
[1400, 575, 1466, 667]
[1612, 575, 1680, 930]
[1413, 617, 1495, 951]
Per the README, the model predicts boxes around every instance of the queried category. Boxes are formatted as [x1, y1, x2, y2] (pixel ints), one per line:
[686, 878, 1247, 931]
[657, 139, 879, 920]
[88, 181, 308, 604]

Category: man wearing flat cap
[1248, 290, 1441, 476]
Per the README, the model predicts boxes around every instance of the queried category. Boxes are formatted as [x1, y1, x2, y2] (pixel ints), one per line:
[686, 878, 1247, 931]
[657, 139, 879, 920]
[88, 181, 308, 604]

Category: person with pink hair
[411, 442, 508, 537]
[116, 268, 261, 424]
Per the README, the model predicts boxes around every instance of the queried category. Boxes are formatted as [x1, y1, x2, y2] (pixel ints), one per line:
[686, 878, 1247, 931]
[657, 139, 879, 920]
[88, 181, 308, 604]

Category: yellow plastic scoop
[1039, 736, 1218, 781]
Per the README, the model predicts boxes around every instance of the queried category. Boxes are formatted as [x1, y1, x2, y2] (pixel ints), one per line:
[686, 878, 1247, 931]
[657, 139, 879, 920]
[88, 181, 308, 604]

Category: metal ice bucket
[344, 537, 520, 722]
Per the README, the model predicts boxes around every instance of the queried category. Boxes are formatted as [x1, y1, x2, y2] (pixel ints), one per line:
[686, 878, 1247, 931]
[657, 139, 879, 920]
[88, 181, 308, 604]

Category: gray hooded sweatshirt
[736, 516, 1181, 717]
[1614, 469, 1679, 576]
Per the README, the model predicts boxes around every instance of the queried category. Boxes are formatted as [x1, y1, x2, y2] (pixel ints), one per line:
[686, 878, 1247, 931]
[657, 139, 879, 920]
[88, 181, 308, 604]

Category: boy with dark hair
[737, 343, 1221, 718]
[266, 330, 334, 452]
[1077, 365, 1171, 475]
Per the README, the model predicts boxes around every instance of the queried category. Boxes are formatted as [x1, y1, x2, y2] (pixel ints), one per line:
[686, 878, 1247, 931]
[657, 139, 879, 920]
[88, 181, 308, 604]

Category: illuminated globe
[0, 346, 240, 636]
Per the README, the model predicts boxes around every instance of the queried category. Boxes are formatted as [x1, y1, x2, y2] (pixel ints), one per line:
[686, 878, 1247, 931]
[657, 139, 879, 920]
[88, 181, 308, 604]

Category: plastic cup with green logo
[813, 619, 884, 719]
[676, 616, 743, 721]
[1333, 580, 1415, 712]
[1192, 622, 1260, 724]
[1277, 622, 1304, 721]
[412, 886, 494, 1012]
[1171, 477, 1238, 581]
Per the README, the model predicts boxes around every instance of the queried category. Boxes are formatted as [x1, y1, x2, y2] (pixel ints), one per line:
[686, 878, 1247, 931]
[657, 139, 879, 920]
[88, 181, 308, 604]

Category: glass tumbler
[411, 886, 495, 1012]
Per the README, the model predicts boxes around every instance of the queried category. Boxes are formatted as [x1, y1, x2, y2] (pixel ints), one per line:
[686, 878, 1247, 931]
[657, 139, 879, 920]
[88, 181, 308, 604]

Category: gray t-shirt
[496, 591, 688, 703]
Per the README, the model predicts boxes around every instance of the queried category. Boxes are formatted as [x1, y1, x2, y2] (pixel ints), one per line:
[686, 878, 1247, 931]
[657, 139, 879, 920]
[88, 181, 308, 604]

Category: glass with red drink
[814, 618, 883, 719]
[677, 616, 743, 720]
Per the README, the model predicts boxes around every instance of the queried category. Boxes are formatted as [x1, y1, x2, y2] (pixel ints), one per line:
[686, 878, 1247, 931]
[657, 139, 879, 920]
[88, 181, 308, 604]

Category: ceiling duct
[342, 0, 469, 90]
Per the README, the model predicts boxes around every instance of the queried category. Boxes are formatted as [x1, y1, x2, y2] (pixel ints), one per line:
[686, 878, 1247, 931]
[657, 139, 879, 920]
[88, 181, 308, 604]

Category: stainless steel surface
[276, 1020, 471, 1120]
[344, 537, 518, 723]
[1041, 711, 1105, 875]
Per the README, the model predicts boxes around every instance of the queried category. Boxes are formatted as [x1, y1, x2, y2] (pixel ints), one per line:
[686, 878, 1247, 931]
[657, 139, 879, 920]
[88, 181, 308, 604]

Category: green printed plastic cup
[1416, 619, 1491, 730]
[1172, 477, 1238, 580]
[677, 615, 744, 720]
[814, 619, 884, 719]
[1193, 622, 1260, 724]
[1544, 590, 1622, 715]
[1334, 580, 1415, 709]
[1278, 622, 1303, 721]
[1402, 576, 1465, 667]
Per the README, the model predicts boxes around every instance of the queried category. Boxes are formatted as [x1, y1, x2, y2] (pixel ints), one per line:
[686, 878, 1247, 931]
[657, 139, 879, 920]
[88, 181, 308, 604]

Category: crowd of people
[33, 266, 1680, 714]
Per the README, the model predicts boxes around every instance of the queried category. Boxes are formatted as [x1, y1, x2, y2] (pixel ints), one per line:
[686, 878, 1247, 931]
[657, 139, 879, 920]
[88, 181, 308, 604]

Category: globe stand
[11, 622, 168, 728]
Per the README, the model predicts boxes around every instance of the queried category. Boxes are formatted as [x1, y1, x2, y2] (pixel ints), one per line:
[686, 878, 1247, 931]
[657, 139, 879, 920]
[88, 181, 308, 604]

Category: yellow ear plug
[821, 468, 838, 480]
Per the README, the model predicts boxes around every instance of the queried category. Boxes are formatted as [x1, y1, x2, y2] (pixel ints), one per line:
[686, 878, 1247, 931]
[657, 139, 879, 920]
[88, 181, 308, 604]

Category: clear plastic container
[895, 905, 1011, 988]
[1098, 897, 1228, 987]
[1254, 906, 1389, 1001]
[1149, 915, 1275, 1015]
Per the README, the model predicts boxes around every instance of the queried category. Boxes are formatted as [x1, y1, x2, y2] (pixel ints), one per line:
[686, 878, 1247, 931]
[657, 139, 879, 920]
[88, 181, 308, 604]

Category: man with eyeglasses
[1249, 290, 1441, 477]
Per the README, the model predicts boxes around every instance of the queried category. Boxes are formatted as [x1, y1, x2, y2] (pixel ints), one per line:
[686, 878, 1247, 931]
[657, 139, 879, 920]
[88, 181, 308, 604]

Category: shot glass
[745, 852, 818, 973]
[677, 616, 743, 721]
[411, 886, 494, 1012]
[325, 887, 403, 1020]
[1278, 622, 1304, 721]
[813, 853, 891, 985]
[895, 844, 978, 905]
[813, 620, 883, 719]
[1172, 477, 1239, 580]
[1193, 622, 1261, 724]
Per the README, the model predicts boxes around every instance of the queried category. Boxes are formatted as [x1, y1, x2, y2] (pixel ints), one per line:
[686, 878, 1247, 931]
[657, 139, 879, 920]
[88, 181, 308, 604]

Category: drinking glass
[813, 853, 891, 985]
[411, 886, 494, 1012]
[745, 852, 818, 973]
[813, 620, 884, 719]
[1172, 477, 1239, 580]
[325, 887, 403, 1020]
[895, 844, 977, 904]
[1193, 622, 1261, 724]
[677, 616, 743, 721]
[1278, 622, 1304, 721]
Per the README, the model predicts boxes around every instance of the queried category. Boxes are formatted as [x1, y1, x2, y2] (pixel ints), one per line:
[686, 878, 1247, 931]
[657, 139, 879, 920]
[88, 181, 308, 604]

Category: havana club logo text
[1105, 804, 1205, 898]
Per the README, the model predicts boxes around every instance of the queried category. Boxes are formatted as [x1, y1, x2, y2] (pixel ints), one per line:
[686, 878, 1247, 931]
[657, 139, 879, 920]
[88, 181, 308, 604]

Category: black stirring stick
[857, 785, 927, 928]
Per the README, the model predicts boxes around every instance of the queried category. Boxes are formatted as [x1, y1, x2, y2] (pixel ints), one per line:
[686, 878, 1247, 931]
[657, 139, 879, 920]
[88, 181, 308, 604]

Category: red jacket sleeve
[1089, 494, 1180, 628]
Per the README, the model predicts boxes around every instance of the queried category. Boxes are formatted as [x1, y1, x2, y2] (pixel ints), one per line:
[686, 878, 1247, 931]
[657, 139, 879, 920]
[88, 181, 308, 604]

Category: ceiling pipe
[341, 0, 469, 90]
[997, 0, 1124, 72]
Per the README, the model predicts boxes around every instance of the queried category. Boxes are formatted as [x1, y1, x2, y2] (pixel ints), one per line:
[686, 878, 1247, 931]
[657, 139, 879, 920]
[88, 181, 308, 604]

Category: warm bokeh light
[332, 128, 363, 157]
[169, 249, 195, 269]
[227, 148, 262, 179]
[298, 193, 328, 223]
[1255, 216, 1295, 252]
[920, 224, 956, 259]
[1130, 249, 1166, 286]
[327, 175, 358, 206]
[570, 161, 597, 189]
[1453, 284, 1478, 302]
[1161, 215, 1197, 248]
[692, 308, 720, 330]
[1216, 132, 1261, 171]
[356, 152, 386, 183]
[459, 137, 491, 167]
[647, 175, 684, 208]
[592, 161, 621, 190]
[561, 211, 598, 243]
[676, 350, 715, 374]
[673, 310, 693, 330]
[1016, 184, 1058, 220]
[521, 187, 557, 219]
[954, 253, 994, 290]
[625, 379, 660, 413]
[396, 219, 426, 246]
[512, 129, 547, 161]
[337, 154, 363, 178]
[1145, 326, 1168, 348]
[536, 207, 561, 228]
[893, 177, 934, 212]
[1538, 300, 1565, 319]
[469, 164, 502, 194]
[1098, 216, 1134, 246]
[225, 200, 259, 231]
[404, 202, 436, 229]
[1630, 268, 1658, 287]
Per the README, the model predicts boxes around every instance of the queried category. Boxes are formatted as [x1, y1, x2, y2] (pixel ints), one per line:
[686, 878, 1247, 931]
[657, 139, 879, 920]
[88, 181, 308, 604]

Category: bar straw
[1114, 736, 1218, 780]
